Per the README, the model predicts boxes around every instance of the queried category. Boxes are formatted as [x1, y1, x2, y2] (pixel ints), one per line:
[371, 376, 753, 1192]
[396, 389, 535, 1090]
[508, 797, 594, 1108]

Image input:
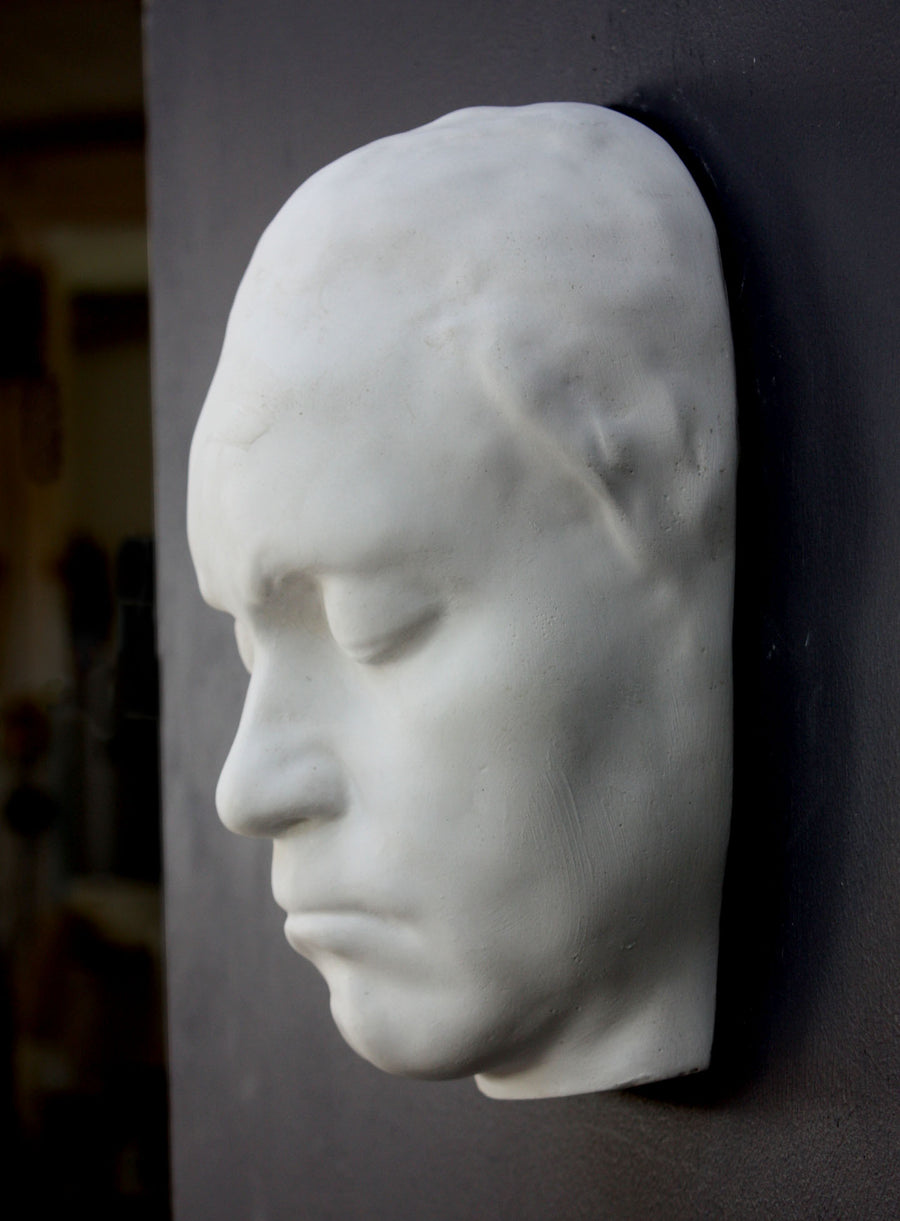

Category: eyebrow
[191, 446, 452, 618]
[193, 545, 292, 619]
[241, 560, 317, 616]
[241, 546, 452, 620]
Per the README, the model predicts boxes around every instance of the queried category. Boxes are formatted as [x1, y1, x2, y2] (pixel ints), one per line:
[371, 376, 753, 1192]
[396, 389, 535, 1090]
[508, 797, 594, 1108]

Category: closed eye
[338, 604, 443, 666]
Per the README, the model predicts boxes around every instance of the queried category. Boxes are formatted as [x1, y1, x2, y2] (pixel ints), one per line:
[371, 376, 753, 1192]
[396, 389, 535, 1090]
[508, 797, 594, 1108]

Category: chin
[325, 970, 521, 1081]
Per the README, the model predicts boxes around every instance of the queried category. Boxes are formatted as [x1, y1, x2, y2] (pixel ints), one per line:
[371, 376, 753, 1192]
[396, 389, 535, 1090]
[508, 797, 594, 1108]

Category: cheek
[332, 575, 624, 869]
[353, 667, 578, 885]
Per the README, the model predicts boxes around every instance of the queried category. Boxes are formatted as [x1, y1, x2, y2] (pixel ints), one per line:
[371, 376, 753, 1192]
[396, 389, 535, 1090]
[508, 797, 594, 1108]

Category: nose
[215, 692, 347, 838]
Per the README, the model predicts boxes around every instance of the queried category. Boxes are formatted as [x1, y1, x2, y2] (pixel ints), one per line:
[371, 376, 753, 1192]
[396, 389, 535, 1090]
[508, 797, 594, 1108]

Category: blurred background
[0, 1, 168, 1215]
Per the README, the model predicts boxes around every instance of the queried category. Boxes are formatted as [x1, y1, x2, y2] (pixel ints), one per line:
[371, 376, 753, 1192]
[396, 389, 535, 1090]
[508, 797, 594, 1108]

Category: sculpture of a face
[188, 104, 736, 1098]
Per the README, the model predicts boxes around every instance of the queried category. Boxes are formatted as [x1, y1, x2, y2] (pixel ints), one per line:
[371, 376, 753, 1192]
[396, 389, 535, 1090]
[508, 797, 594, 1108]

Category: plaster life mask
[187, 102, 736, 1099]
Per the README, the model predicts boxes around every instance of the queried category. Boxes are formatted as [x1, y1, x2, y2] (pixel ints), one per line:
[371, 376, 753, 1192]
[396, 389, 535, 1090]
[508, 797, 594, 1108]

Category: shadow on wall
[614, 84, 868, 1107]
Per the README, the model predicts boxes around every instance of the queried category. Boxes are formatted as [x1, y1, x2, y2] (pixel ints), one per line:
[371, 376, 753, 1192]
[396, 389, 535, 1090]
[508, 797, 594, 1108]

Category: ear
[528, 360, 735, 574]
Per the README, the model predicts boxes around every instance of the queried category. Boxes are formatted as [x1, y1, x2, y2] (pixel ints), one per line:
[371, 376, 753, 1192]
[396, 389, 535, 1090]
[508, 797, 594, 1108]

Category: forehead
[187, 288, 529, 612]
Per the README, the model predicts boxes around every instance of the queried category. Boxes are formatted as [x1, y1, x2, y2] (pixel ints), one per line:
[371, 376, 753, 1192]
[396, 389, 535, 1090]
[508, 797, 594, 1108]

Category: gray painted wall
[146, 2, 900, 1216]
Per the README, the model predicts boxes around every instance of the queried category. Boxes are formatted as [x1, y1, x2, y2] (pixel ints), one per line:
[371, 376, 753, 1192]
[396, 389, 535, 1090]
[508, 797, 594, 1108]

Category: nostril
[215, 745, 346, 839]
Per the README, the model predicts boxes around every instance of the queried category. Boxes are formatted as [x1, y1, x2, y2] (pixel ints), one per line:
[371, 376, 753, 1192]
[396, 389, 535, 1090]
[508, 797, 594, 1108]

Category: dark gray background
[146, 1, 900, 1216]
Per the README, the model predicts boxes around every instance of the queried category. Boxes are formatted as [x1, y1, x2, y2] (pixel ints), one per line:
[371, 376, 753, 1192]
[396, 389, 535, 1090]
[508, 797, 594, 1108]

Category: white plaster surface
[187, 103, 736, 1098]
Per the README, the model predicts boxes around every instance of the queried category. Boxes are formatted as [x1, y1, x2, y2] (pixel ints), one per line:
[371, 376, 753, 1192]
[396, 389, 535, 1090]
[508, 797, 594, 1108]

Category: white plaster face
[187, 104, 736, 1098]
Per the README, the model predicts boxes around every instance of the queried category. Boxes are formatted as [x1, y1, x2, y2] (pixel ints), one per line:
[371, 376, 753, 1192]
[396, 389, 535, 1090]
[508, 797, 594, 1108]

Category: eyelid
[338, 604, 442, 666]
[321, 577, 443, 666]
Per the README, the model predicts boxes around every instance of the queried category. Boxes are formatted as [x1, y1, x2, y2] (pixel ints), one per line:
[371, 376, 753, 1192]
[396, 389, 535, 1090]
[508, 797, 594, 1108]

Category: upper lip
[283, 908, 377, 951]
[283, 908, 375, 926]
[285, 908, 357, 918]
